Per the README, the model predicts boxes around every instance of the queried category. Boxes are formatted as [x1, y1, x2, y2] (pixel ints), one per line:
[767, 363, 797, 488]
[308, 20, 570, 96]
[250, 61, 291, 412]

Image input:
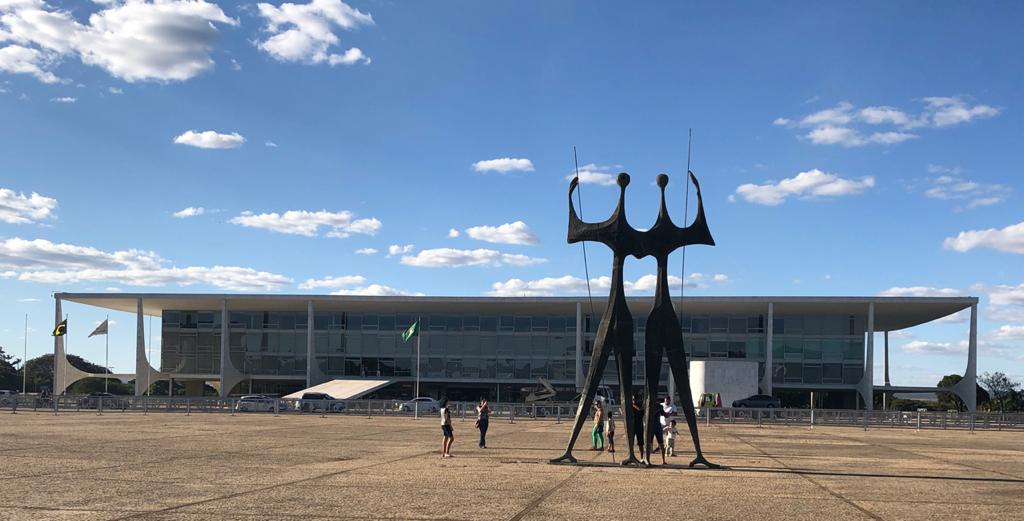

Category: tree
[936, 374, 991, 412]
[0, 345, 22, 391]
[979, 372, 1022, 412]
[22, 353, 132, 395]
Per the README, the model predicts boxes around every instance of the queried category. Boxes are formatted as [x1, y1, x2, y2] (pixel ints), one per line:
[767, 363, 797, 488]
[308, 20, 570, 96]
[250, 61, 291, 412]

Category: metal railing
[3, 395, 1022, 431]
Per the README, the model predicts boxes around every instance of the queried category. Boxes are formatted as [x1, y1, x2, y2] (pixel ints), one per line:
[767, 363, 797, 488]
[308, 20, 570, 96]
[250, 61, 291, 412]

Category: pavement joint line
[504, 446, 606, 521]
[107, 419, 533, 520]
[6, 424, 425, 480]
[726, 431, 887, 521]
[815, 429, 1024, 481]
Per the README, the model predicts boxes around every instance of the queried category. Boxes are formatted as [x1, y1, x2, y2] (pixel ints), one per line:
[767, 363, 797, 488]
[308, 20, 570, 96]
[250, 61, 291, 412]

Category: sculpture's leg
[549, 316, 614, 464]
[664, 320, 720, 469]
[612, 313, 640, 466]
[642, 325, 664, 466]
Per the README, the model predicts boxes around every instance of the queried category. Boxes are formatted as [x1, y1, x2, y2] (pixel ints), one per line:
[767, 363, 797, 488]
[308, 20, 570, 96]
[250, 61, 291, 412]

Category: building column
[53, 294, 63, 394]
[953, 303, 978, 413]
[306, 300, 315, 388]
[763, 302, 774, 395]
[883, 331, 890, 410]
[859, 302, 875, 411]
[575, 302, 583, 392]
[219, 298, 243, 398]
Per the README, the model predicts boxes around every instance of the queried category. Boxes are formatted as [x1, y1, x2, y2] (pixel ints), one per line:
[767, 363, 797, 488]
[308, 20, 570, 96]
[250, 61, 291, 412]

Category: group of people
[439, 397, 491, 458]
[590, 395, 680, 463]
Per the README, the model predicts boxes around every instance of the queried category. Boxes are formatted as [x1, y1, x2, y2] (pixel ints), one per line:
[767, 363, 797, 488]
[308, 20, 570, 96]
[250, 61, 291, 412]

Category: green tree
[22, 353, 132, 395]
[936, 374, 991, 412]
[979, 372, 1022, 412]
[0, 345, 23, 391]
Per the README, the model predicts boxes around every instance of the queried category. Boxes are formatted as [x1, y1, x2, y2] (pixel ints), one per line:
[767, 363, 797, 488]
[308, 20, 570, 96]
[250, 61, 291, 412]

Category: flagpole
[104, 314, 109, 393]
[415, 315, 421, 420]
[23, 314, 28, 393]
[63, 313, 68, 396]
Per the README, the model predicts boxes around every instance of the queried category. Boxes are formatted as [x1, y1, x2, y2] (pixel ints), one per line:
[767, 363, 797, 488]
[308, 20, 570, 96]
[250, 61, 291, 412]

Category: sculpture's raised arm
[567, 176, 614, 246]
[669, 171, 715, 247]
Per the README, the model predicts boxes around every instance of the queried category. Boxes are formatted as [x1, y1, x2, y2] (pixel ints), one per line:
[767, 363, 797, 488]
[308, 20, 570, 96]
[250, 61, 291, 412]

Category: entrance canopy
[283, 379, 393, 400]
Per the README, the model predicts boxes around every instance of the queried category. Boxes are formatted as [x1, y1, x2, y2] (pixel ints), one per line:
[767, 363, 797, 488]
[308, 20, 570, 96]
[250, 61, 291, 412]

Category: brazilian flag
[401, 320, 418, 343]
[52, 319, 67, 337]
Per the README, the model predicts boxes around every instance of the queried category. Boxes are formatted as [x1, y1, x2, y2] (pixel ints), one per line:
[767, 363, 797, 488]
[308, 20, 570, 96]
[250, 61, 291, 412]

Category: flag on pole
[401, 320, 419, 343]
[51, 319, 67, 337]
[89, 319, 109, 337]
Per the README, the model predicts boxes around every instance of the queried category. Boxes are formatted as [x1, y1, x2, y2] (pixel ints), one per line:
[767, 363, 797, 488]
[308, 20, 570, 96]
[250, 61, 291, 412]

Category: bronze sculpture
[550, 171, 718, 469]
[638, 173, 718, 468]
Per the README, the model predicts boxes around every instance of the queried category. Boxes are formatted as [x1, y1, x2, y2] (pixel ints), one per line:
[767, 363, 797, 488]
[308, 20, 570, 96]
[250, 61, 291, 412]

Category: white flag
[89, 319, 108, 337]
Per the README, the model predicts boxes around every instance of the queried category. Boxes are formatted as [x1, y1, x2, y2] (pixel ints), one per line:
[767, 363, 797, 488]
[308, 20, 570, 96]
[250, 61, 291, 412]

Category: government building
[51, 293, 980, 411]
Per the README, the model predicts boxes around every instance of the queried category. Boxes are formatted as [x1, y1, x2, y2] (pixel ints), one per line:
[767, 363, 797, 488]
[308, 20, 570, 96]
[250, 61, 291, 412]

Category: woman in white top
[440, 398, 454, 458]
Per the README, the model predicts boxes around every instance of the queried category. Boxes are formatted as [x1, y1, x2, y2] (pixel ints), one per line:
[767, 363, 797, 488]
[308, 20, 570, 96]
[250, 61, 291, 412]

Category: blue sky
[1, 1, 1022, 388]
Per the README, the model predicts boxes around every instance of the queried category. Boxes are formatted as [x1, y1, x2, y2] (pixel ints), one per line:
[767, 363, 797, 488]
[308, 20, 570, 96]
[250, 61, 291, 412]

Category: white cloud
[172, 206, 205, 219]
[565, 163, 618, 186]
[173, 130, 245, 149]
[732, 169, 875, 206]
[0, 188, 57, 224]
[387, 244, 414, 257]
[354, 247, 378, 255]
[0, 237, 292, 291]
[256, 0, 373, 66]
[472, 157, 535, 174]
[994, 325, 1024, 340]
[487, 272, 729, 296]
[901, 340, 962, 356]
[265, 141, 278, 147]
[0, 0, 237, 83]
[230, 210, 381, 238]
[447, 228, 460, 238]
[919, 97, 999, 128]
[401, 248, 546, 268]
[0, 45, 60, 83]
[920, 170, 1010, 209]
[298, 274, 366, 289]
[974, 283, 1024, 308]
[465, 221, 538, 245]
[331, 284, 423, 296]
[943, 221, 1024, 254]
[16, 297, 39, 302]
[878, 286, 962, 298]
[107, 86, 122, 94]
[775, 97, 998, 147]
[49, 96, 75, 103]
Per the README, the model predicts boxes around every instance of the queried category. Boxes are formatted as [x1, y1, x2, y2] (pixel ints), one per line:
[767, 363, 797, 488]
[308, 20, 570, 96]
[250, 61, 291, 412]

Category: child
[440, 398, 454, 458]
[664, 419, 679, 457]
[605, 410, 616, 454]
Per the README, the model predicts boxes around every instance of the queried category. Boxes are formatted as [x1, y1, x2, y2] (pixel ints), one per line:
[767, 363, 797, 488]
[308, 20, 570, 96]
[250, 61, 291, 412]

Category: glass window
[445, 333, 463, 356]
[822, 340, 843, 361]
[361, 357, 378, 377]
[445, 316, 461, 331]
[710, 317, 728, 333]
[445, 360, 462, 378]
[843, 364, 864, 384]
[845, 340, 864, 360]
[499, 316, 514, 332]
[378, 333, 396, 356]
[531, 335, 548, 357]
[464, 334, 480, 357]
[514, 336, 531, 357]
[497, 359, 513, 378]
[746, 339, 763, 359]
[345, 358, 360, 376]
[784, 362, 803, 383]
[784, 340, 802, 359]
[480, 359, 496, 379]
[346, 314, 362, 330]
[295, 313, 307, 329]
[481, 334, 497, 356]
[164, 311, 180, 326]
[396, 314, 415, 330]
[514, 360, 531, 379]
[362, 314, 379, 331]
[279, 332, 295, 353]
[314, 313, 330, 330]
[379, 358, 395, 376]
[803, 341, 822, 360]
[427, 334, 445, 356]
[497, 335, 513, 357]
[427, 358, 444, 377]
[688, 340, 708, 358]
[395, 357, 412, 377]
[462, 315, 480, 331]
[803, 316, 822, 335]
[728, 341, 746, 358]
[679, 315, 691, 333]
[461, 358, 480, 379]
[379, 314, 395, 331]
[691, 317, 709, 334]
[531, 316, 548, 332]
[710, 341, 728, 358]
[514, 316, 531, 332]
[747, 315, 764, 333]
[772, 318, 784, 335]
[729, 318, 746, 334]
[803, 363, 822, 384]
[549, 317, 565, 333]
[480, 316, 497, 332]
[822, 363, 843, 383]
[346, 333, 362, 355]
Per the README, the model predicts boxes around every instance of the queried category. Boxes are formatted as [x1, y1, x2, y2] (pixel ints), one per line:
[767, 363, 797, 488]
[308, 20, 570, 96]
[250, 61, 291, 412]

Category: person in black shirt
[631, 395, 645, 457]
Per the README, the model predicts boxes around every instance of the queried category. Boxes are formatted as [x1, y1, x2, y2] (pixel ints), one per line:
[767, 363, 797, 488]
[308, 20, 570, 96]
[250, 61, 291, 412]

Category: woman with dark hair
[440, 398, 454, 458]
[476, 397, 490, 449]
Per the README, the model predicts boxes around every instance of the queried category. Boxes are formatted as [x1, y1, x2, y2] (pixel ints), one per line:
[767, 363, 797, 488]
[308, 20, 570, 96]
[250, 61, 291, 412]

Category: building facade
[52, 294, 980, 411]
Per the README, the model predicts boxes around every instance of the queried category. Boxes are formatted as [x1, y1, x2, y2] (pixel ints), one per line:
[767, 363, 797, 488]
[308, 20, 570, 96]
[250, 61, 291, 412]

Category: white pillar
[860, 302, 875, 411]
[306, 300, 315, 388]
[134, 298, 144, 396]
[53, 294, 63, 394]
[575, 302, 583, 392]
[953, 303, 978, 413]
[218, 299, 243, 398]
[763, 302, 774, 395]
[883, 331, 890, 410]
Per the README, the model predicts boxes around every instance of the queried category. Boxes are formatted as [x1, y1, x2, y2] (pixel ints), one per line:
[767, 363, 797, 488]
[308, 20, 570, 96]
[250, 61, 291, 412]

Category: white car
[235, 395, 287, 412]
[396, 397, 441, 413]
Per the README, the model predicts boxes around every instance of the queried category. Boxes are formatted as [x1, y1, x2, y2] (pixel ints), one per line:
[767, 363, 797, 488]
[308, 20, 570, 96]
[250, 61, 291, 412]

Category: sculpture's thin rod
[573, 146, 597, 320]
[680, 129, 692, 302]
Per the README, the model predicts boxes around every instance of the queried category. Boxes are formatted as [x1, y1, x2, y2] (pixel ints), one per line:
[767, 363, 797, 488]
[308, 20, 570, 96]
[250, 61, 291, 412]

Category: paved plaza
[1, 411, 1022, 520]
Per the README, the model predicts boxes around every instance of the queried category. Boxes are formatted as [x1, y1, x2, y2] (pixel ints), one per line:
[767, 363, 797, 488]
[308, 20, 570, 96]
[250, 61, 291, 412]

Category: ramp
[283, 379, 394, 400]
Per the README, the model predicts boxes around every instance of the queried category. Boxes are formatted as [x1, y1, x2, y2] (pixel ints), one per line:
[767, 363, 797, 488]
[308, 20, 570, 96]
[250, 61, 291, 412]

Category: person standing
[591, 401, 604, 450]
[605, 410, 616, 454]
[664, 420, 679, 457]
[662, 396, 677, 431]
[651, 404, 667, 464]
[476, 397, 490, 449]
[440, 398, 454, 458]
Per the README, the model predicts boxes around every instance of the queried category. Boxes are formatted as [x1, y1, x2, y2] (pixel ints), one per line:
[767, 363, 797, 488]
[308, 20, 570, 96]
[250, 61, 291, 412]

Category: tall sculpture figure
[550, 173, 643, 465]
[638, 173, 719, 468]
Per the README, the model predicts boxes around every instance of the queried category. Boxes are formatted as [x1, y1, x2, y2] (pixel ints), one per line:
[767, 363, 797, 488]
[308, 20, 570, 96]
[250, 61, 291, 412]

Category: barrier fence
[3, 395, 1022, 431]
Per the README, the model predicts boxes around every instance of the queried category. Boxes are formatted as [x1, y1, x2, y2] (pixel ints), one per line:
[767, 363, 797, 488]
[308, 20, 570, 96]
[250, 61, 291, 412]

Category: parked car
[235, 395, 288, 412]
[298, 392, 345, 412]
[78, 392, 127, 409]
[0, 390, 16, 407]
[732, 394, 781, 408]
[395, 397, 440, 413]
